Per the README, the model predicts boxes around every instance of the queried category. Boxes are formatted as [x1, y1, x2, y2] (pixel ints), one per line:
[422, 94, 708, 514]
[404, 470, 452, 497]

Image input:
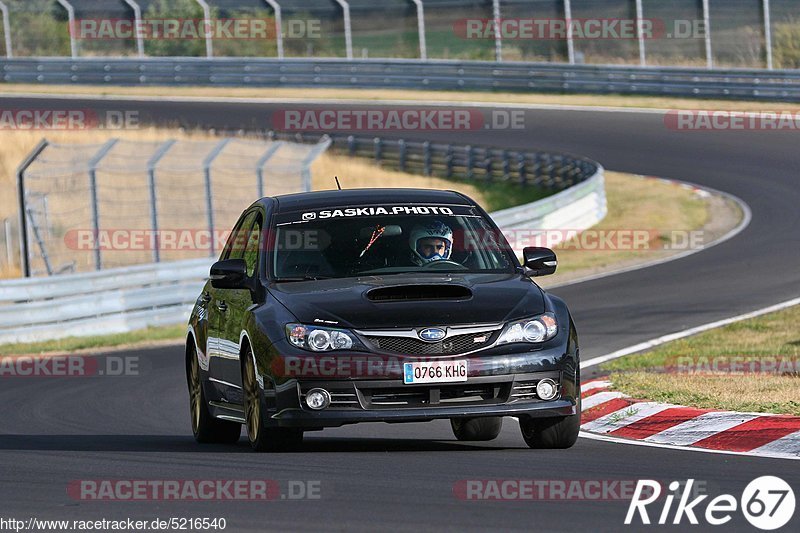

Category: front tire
[450, 417, 503, 441]
[242, 345, 302, 452]
[519, 397, 580, 449]
[187, 343, 241, 444]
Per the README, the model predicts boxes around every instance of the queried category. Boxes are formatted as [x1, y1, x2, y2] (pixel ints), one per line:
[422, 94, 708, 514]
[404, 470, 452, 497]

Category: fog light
[305, 388, 331, 410]
[536, 379, 558, 401]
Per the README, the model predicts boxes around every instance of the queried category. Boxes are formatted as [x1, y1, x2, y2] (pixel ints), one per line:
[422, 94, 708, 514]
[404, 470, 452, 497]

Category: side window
[223, 211, 257, 261]
[243, 215, 262, 278]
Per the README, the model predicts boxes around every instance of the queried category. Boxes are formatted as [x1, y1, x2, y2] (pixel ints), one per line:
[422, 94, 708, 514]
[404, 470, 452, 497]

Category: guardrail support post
[347, 135, 356, 156]
[423, 141, 431, 176]
[763, 0, 773, 69]
[563, 0, 575, 64]
[16, 140, 49, 278]
[146, 140, 175, 263]
[122, 0, 144, 58]
[398, 139, 407, 172]
[56, 0, 78, 58]
[492, 0, 502, 62]
[202, 138, 232, 257]
[635, 0, 646, 66]
[374, 137, 382, 164]
[87, 139, 119, 271]
[465, 145, 474, 179]
[702, 0, 712, 68]
[334, 0, 353, 60]
[195, 0, 214, 58]
[411, 0, 427, 60]
[264, 0, 284, 59]
[517, 153, 526, 185]
[0, 1, 12, 58]
[445, 145, 453, 178]
[3, 218, 13, 269]
[255, 141, 283, 197]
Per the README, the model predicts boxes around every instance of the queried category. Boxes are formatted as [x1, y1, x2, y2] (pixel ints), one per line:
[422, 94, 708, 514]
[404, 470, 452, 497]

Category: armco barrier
[0, 162, 604, 345]
[2, 58, 800, 101]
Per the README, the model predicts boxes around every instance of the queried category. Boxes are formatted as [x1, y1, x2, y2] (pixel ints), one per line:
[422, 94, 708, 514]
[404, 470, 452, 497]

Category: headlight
[497, 313, 558, 345]
[286, 324, 364, 352]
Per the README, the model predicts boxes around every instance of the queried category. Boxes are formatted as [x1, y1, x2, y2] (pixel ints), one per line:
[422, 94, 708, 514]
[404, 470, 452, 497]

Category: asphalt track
[1, 95, 799, 531]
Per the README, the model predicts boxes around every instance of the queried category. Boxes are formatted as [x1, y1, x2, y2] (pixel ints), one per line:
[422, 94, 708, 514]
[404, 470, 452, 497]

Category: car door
[215, 210, 262, 401]
[206, 210, 257, 399]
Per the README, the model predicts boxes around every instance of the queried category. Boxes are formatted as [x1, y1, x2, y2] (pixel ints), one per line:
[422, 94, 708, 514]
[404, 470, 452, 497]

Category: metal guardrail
[3, 57, 800, 101]
[0, 153, 605, 345]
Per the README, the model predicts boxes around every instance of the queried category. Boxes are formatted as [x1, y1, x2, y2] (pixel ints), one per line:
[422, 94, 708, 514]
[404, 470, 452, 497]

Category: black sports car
[186, 188, 580, 452]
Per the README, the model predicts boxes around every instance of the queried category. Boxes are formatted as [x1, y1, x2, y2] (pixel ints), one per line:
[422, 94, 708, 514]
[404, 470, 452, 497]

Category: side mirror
[522, 247, 557, 276]
[210, 258, 248, 289]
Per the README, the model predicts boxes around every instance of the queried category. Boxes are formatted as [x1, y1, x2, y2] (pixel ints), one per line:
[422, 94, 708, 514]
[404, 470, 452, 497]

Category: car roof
[264, 188, 474, 213]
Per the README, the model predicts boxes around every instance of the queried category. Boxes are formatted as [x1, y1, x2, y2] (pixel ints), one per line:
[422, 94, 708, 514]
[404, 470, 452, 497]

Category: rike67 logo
[626, 477, 795, 530]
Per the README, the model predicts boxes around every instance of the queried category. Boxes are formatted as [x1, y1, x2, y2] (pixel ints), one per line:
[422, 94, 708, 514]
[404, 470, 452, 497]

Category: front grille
[364, 330, 498, 355]
[360, 382, 508, 408]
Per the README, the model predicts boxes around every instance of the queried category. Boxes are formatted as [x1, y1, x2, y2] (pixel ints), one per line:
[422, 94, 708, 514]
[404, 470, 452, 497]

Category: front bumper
[266, 370, 577, 429]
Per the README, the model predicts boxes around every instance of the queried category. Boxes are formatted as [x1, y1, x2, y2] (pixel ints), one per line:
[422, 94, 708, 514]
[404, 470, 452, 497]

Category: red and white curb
[579, 380, 800, 460]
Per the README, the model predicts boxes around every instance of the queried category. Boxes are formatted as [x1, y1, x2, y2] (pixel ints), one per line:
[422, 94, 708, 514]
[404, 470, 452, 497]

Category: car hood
[268, 272, 545, 329]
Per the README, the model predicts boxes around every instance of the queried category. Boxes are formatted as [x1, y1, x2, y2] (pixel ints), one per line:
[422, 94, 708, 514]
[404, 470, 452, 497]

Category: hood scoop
[366, 284, 472, 302]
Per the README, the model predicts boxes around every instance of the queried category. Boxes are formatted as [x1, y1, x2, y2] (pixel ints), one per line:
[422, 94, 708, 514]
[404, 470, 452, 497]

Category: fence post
[255, 141, 283, 197]
[347, 135, 356, 156]
[0, 1, 12, 58]
[264, 0, 284, 59]
[334, 0, 353, 60]
[203, 139, 231, 257]
[56, 0, 78, 58]
[763, 0, 773, 69]
[87, 139, 119, 271]
[16, 139, 48, 278]
[563, 0, 575, 64]
[635, 0, 646, 66]
[195, 0, 214, 58]
[423, 141, 431, 176]
[122, 0, 144, 58]
[492, 0, 502, 62]
[410, 0, 427, 60]
[300, 136, 332, 192]
[146, 139, 175, 263]
[702, 0, 712, 68]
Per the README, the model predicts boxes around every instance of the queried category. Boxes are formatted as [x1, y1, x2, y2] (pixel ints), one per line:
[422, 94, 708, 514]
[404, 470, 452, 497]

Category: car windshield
[271, 204, 516, 280]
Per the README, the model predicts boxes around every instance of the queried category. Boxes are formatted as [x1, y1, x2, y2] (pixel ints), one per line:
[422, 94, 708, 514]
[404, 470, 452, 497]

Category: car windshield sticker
[275, 204, 478, 225]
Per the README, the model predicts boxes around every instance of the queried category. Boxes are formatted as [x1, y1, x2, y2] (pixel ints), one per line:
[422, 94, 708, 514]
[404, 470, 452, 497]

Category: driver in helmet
[409, 220, 454, 266]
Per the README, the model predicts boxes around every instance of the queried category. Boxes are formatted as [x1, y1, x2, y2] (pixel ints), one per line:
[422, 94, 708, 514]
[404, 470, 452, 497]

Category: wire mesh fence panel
[499, 0, 569, 62]
[348, 0, 420, 59]
[709, 0, 766, 68]
[768, 0, 800, 69]
[18, 137, 328, 275]
[272, 0, 347, 58]
[422, 0, 495, 60]
[570, 0, 639, 65]
[5, 0, 72, 57]
[640, 0, 707, 67]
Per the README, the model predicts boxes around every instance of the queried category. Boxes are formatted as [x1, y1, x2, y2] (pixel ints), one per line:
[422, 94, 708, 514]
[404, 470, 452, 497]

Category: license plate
[403, 361, 468, 384]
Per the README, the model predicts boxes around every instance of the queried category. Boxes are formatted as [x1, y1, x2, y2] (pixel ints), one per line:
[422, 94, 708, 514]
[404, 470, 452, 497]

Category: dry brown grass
[3, 84, 799, 112]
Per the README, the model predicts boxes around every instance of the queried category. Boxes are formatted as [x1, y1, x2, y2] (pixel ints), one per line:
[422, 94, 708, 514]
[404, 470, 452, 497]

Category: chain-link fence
[17, 136, 330, 276]
[0, 1, 793, 68]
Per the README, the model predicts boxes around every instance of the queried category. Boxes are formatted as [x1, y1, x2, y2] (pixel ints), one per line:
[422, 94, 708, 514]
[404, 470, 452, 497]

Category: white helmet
[409, 220, 453, 265]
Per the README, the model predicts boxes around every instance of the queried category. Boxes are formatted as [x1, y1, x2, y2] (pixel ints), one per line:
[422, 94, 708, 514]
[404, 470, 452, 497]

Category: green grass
[602, 305, 800, 416]
[465, 180, 550, 212]
[0, 325, 186, 356]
